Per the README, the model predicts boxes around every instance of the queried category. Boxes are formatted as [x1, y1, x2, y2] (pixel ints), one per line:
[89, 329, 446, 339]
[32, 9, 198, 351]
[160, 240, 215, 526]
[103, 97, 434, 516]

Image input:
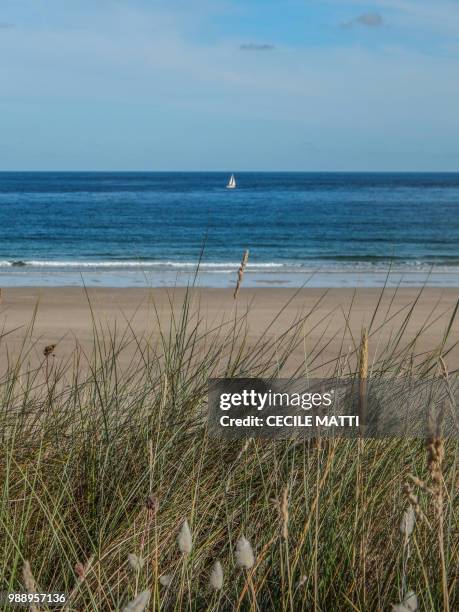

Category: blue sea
[1, 172, 459, 287]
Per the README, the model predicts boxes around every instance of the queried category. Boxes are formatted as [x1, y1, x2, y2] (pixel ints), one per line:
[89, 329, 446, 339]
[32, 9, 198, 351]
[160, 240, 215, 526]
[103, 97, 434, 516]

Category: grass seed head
[392, 590, 418, 611]
[177, 519, 192, 555]
[145, 493, 158, 514]
[75, 562, 85, 579]
[234, 249, 249, 299]
[400, 505, 415, 539]
[43, 344, 56, 357]
[122, 590, 151, 612]
[74, 555, 93, 583]
[23, 560, 36, 593]
[209, 560, 224, 590]
[359, 327, 368, 380]
[159, 574, 172, 587]
[128, 553, 145, 572]
[426, 403, 445, 518]
[235, 536, 255, 569]
[297, 575, 307, 587]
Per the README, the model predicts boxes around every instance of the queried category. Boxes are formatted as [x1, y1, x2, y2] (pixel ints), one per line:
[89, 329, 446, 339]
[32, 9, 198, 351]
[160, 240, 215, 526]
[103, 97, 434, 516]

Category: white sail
[227, 174, 236, 189]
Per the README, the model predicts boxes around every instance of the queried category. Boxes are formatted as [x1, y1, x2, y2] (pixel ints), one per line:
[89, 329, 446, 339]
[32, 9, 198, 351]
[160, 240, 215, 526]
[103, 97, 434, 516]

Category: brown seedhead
[43, 344, 56, 357]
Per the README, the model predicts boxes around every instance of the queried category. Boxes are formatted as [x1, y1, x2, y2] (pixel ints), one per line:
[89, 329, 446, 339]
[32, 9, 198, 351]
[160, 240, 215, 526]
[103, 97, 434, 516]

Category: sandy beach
[1, 286, 458, 373]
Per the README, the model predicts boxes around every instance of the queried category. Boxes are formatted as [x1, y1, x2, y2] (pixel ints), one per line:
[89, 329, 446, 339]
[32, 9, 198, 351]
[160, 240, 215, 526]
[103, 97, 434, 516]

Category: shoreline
[1, 268, 459, 288]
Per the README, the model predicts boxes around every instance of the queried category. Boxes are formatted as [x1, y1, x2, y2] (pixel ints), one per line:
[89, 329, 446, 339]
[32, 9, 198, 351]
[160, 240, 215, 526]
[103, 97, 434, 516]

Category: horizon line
[1, 169, 459, 174]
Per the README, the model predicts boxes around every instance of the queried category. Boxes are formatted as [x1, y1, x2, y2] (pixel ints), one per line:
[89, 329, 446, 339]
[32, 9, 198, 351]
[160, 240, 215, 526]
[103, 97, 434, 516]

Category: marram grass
[0, 286, 458, 611]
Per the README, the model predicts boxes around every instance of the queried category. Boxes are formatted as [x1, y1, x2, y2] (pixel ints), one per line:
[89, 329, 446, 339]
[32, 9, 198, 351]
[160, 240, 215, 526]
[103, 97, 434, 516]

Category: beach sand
[1, 286, 458, 374]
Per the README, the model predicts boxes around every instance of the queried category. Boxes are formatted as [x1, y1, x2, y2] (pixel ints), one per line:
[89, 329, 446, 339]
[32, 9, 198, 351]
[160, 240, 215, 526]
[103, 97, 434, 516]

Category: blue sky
[1, 0, 459, 170]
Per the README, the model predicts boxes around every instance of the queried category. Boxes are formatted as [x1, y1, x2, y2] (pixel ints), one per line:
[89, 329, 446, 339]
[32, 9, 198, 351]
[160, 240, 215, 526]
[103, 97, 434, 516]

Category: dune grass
[0, 285, 458, 611]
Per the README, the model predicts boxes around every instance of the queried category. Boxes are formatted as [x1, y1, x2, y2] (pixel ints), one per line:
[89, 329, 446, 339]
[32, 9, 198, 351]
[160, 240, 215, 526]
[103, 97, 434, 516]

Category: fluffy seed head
[177, 520, 192, 555]
[400, 505, 415, 538]
[159, 574, 172, 587]
[23, 560, 36, 593]
[209, 560, 224, 590]
[122, 590, 151, 612]
[392, 590, 418, 611]
[235, 536, 255, 569]
[403, 591, 418, 611]
[128, 553, 145, 572]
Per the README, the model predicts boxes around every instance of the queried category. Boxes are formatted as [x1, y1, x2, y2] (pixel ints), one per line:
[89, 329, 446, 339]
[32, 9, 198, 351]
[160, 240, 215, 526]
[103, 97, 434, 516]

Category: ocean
[1, 172, 459, 288]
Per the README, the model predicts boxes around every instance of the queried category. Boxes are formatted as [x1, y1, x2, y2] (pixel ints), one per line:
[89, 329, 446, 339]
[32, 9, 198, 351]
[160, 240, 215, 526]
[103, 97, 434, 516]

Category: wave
[1, 259, 459, 275]
[0, 259, 285, 268]
[1, 260, 285, 270]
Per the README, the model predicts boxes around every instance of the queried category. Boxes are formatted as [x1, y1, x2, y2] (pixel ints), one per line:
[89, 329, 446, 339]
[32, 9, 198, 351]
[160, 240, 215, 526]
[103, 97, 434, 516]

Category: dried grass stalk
[281, 485, 289, 541]
[358, 327, 368, 429]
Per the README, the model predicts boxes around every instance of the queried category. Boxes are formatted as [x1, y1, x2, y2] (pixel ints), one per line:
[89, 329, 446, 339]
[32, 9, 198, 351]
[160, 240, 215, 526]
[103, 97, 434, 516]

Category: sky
[1, 0, 459, 171]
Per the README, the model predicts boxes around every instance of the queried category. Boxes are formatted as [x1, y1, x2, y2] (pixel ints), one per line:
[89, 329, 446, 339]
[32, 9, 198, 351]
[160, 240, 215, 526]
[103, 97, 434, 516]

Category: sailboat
[226, 174, 237, 189]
